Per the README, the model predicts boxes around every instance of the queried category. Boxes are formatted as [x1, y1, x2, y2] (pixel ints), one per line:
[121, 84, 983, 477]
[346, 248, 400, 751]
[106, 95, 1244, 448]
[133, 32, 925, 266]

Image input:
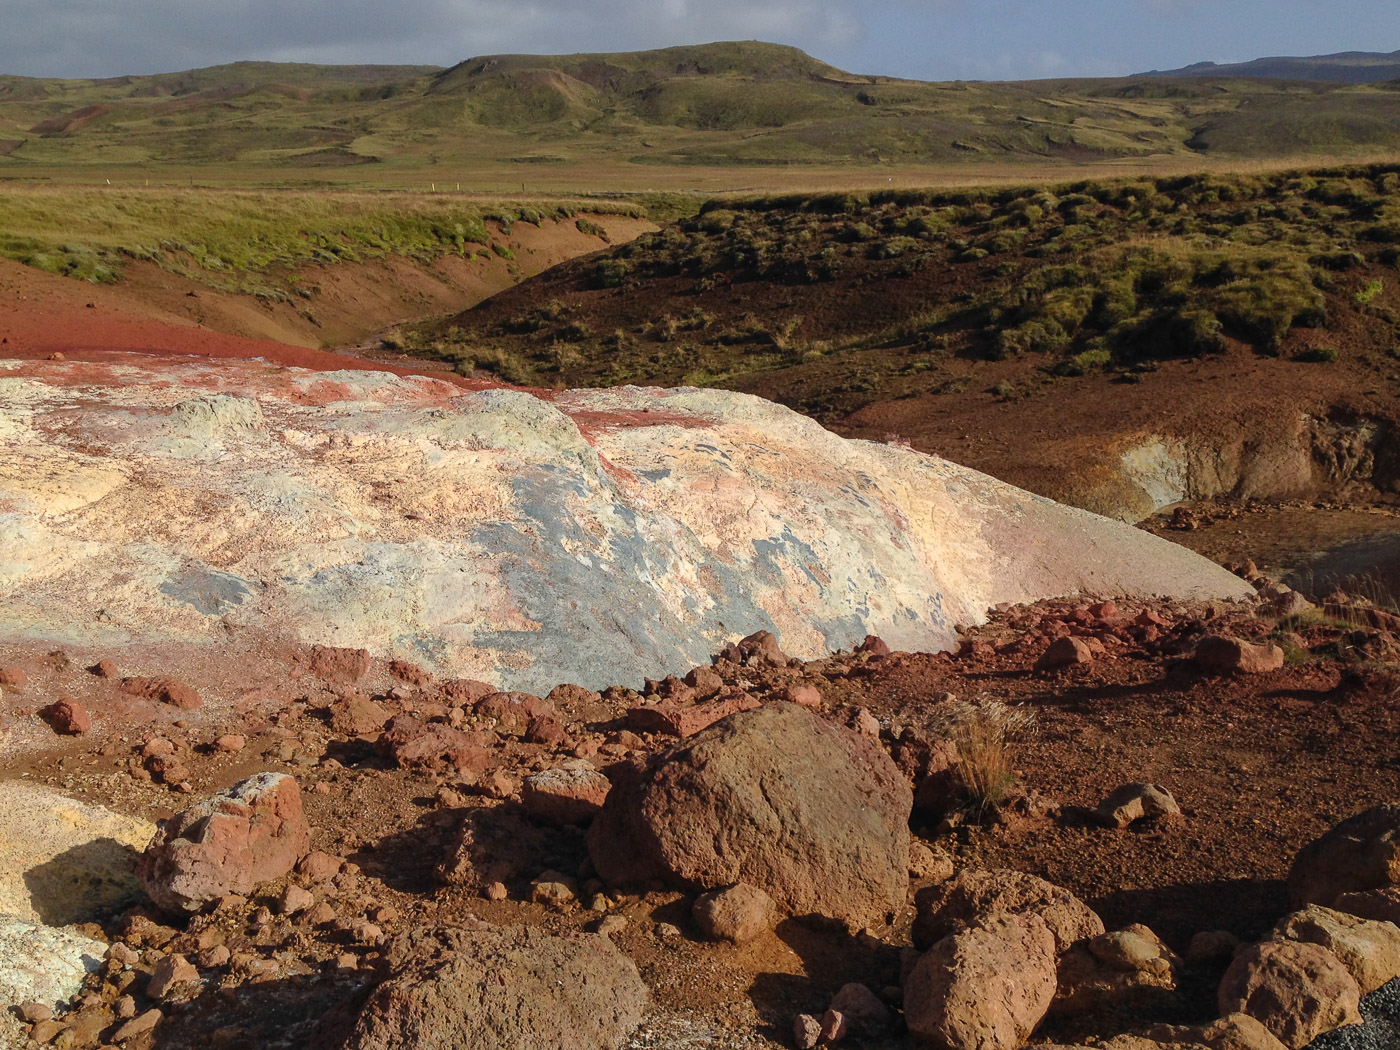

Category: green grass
[0, 185, 641, 288]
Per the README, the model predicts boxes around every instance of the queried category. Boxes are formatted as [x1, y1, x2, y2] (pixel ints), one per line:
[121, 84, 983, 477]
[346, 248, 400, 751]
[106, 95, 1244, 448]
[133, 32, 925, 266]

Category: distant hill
[1141, 50, 1400, 83]
[4, 42, 1400, 176]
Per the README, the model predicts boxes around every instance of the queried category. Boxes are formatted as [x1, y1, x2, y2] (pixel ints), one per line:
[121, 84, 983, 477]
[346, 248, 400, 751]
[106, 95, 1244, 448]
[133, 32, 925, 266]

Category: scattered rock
[121, 674, 202, 709]
[828, 982, 892, 1032]
[1038, 636, 1095, 670]
[214, 733, 246, 754]
[913, 868, 1104, 954]
[1054, 924, 1181, 1015]
[0, 666, 28, 688]
[137, 772, 311, 913]
[904, 915, 1058, 1050]
[110, 1008, 163, 1042]
[307, 645, 372, 687]
[377, 715, 489, 775]
[1332, 885, 1400, 923]
[329, 693, 391, 736]
[778, 683, 823, 710]
[625, 694, 761, 738]
[317, 925, 648, 1050]
[1094, 783, 1182, 828]
[475, 691, 552, 736]
[296, 851, 343, 884]
[1288, 803, 1400, 909]
[40, 698, 90, 735]
[93, 659, 119, 679]
[521, 767, 611, 826]
[1195, 636, 1285, 675]
[146, 952, 198, 1000]
[909, 840, 956, 882]
[589, 703, 911, 928]
[692, 884, 778, 944]
[1272, 904, 1400, 994]
[794, 1013, 823, 1050]
[1218, 940, 1362, 1049]
[278, 884, 315, 917]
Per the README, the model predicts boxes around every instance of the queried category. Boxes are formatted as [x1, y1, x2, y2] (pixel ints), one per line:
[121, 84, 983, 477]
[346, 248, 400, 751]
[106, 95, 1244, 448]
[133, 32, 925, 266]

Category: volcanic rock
[307, 645, 372, 686]
[1288, 803, 1400, 908]
[521, 767, 611, 826]
[329, 693, 391, 736]
[913, 869, 1105, 954]
[41, 698, 90, 734]
[0, 919, 107, 1015]
[1195, 636, 1285, 675]
[588, 703, 910, 927]
[1095, 783, 1183, 828]
[904, 914, 1058, 1050]
[692, 884, 778, 944]
[1272, 904, 1400, 994]
[625, 693, 760, 738]
[136, 772, 311, 913]
[1054, 924, 1182, 1016]
[475, 691, 552, 736]
[318, 925, 648, 1050]
[377, 714, 489, 775]
[1218, 940, 1362, 1049]
[1038, 636, 1095, 670]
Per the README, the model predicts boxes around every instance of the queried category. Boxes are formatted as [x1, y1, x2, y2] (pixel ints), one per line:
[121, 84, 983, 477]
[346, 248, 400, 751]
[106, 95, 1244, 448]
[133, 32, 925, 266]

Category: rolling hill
[1143, 50, 1400, 83]
[5, 42, 1400, 181]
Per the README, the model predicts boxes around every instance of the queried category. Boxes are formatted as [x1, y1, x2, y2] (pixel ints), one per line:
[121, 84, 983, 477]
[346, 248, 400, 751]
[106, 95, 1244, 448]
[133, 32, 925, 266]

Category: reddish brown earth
[3, 585, 1397, 1049]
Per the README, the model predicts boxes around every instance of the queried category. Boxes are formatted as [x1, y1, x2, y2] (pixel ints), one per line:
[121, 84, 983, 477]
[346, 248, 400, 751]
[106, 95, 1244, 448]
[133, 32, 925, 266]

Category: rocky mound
[0, 354, 1248, 694]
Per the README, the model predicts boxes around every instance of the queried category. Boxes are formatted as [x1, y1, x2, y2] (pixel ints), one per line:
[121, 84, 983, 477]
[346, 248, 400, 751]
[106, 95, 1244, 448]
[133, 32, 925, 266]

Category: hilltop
[6, 42, 1400, 183]
[1143, 49, 1400, 84]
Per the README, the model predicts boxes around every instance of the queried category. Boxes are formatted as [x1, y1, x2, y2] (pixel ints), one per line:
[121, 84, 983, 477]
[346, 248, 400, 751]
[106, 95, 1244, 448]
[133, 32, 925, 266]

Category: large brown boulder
[587, 703, 911, 928]
[904, 915, 1057, 1050]
[1217, 940, 1362, 1050]
[1287, 803, 1400, 908]
[1272, 904, 1400, 994]
[319, 925, 647, 1050]
[136, 773, 310, 913]
[1053, 923, 1181, 1016]
[913, 869, 1104, 954]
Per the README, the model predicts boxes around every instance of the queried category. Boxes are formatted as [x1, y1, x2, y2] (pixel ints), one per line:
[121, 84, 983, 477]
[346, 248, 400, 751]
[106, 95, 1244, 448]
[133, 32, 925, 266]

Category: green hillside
[1144, 50, 1400, 83]
[4, 42, 1400, 182]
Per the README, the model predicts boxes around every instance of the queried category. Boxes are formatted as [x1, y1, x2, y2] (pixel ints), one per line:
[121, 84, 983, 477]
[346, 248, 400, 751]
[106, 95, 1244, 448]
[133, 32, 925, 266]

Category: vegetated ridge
[409, 161, 1400, 518]
[1142, 49, 1400, 84]
[6, 41, 1400, 173]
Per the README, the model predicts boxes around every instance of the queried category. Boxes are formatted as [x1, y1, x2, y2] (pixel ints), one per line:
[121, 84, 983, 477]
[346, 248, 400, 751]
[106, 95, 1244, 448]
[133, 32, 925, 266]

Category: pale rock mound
[1217, 940, 1362, 1050]
[1271, 904, 1400, 994]
[0, 357, 1252, 694]
[0, 781, 155, 925]
[912, 868, 1105, 954]
[0, 919, 107, 1014]
[317, 925, 647, 1050]
[588, 703, 910, 928]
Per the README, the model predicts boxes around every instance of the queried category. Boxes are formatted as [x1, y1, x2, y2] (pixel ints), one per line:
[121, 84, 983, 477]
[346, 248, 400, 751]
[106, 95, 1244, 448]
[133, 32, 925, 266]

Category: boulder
[1287, 803, 1400, 908]
[1272, 904, 1400, 994]
[588, 703, 910, 928]
[1037, 636, 1094, 670]
[316, 925, 648, 1050]
[1142, 1013, 1288, 1050]
[521, 767, 611, 826]
[1053, 923, 1181, 1015]
[1217, 940, 1362, 1050]
[913, 869, 1104, 954]
[475, 692, 552, 736]
[692, 884, 778, 944]
[1332, 885, 1400, 923]
[625, 694, 761, 738]
[307, 645, 372, 686]
[904, 915, 1058, 1050]
[1095, 783, 1182, 828]
[328, 693, 390, 736]
[1195, 636, 1285, 675]
[41, 698, 90, 734]
[136, 773, 310, 913]
[377, 715, 489, 775]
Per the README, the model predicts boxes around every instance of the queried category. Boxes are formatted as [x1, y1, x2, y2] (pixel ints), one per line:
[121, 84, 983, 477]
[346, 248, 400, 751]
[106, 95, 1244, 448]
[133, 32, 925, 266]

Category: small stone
[778, 684, 823, 710]
[483, 881, 509, 901]
[42, 699, 90, 735]
[335, 952, 358, 970]
[693, 883, 778, 944]
[93, 659, 119, 679]
[1037, 636, 1094, 670]
[214, 734, 245, 754]
[828, 983, 892, 1031]
[29, 1019, 65, 1044]
[196, 945, 231, 968]
[655, 922, 681, 940]
[296, 851, 343, 883]
[114, 994, 137, 1019]
[17, 1002, 52, 1024]
[909, 840, 955, 882]
[1094, 783, 1182, 828]
[278, 884, 314, 916]
[1188, 929, 1242, 964]
[819, 1009, 850, 1043]
[1196, 635, 1285, 675]
[146, 953, 198, 1000]
[793, 1014, 822, 1050]
[302, 902, 337, 925]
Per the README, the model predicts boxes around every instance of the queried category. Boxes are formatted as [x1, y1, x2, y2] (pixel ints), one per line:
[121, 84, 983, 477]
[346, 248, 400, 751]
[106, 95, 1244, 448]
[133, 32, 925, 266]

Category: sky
[3, 0, 1399, 82]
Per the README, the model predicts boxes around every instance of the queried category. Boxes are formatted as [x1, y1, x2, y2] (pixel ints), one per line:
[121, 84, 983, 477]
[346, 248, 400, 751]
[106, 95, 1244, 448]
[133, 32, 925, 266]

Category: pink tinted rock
[693, 883, 778, 944]
[778, 684, 824, 710]
[329, 693, 390, 737]
[858, 635, 892, 657]
[475, 691, 552, 736]
[147, 953, 198, 1000]
[626, 693, 761, 738]
[214, 734, 246, 754]
[1037, 636, 1094, 671]
[522, 767, 612, 826]
[793, 1013, 822, 1050]
[0, 667, 28, 688]
[137, 772, 311, 913]
[819, 1010, 849, 1043]
[684, 665, 724, 698]
[524, 715, 568, 746]
[297, 850, 344, 883]
[94, 659, 119, 678]
[828, 982, 892, 1030]
[307, 645, 372, 686]
[1196, 635, 1285, 675]
[437, 679, 496, 707]
[386, 659, 432, 687]
[42, 698, 90, 734]
[378, 714, 489, 775]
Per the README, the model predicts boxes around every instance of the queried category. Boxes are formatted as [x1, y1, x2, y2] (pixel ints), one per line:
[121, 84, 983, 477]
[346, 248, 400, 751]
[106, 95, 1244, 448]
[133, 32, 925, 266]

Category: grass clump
[930, 696, 1038, 819]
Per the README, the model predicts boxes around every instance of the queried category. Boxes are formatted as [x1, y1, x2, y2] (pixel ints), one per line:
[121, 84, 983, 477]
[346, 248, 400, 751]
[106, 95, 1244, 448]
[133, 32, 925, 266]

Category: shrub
[929, 698, 1038, 818]
[1356, 279, 1384, 304]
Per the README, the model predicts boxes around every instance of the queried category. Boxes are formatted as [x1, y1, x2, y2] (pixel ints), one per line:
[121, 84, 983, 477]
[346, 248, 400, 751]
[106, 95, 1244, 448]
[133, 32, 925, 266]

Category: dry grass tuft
[930, 696, 1038, 818]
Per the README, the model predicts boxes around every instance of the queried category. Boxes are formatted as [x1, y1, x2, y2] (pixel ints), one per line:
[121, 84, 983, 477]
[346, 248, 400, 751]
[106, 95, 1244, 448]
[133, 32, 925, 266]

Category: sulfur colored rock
[1218, 940, 1362, 1050]
[1095, 783, 1182, 828]
[521, 767, 611, 826]
[1288, 802, 1400, 908]
[136, 772, 311, 913]
[913, 868, 1104, 954]
[0, 919, 107, 1016]
[625, 694, 761, 738]
[315, 925, 648, 1050]
[589, 703, 910, 928]
[692, 884, 778, 944]
[1195, 635, 1285, 675]
[41, 698, 90, 735]
[1272, 904, 1400, 994]
[904, 915, 1058, 1050]
[1038, 636, 1095, 670]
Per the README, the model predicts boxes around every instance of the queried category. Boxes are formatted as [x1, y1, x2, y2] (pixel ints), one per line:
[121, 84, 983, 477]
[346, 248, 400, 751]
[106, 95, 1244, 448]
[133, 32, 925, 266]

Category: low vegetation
[0, 185, 641, 292]
[411, 162, 1400, 407]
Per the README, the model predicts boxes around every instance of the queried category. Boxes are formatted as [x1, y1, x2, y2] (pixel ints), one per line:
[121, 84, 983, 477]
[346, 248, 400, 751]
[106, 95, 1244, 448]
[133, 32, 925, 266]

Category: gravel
[1306, 978, 1400, 1050]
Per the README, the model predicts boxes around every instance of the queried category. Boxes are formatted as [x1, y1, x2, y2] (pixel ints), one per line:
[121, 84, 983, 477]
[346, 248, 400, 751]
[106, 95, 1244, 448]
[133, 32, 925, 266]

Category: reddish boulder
[521, 767, 611, 826]
[137, 773, 310, 913]
[1195, 635, 1285, 675]
[904, 915, 1058, 1050]
[777, 684, 823, 710]
[386, 659, 432, 687]
[913, 869, 1104, 954]
[121, 676, 202, 709]
[692, 884, 778, 944]
[683, 665, 724, 698]
[307, 645, 372, 687]
[738, 630, 788, 667]
[546, 683, 604, 708]
[329, 693, 390, 737]
[1218, 940, 1361, 1049]
[1037, 636, 1094, 671]
[589, 702, 911, 928]
[625, 694, 760, 738]
[438, 679, 495, 707]
[474, 692, 552, 736]
[857, 635, 892, 657]
[93, 659, 119, 678]
[524, 715, 569, 746]
[378, 715, 489, 775]
[42, 698, 91, 734]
